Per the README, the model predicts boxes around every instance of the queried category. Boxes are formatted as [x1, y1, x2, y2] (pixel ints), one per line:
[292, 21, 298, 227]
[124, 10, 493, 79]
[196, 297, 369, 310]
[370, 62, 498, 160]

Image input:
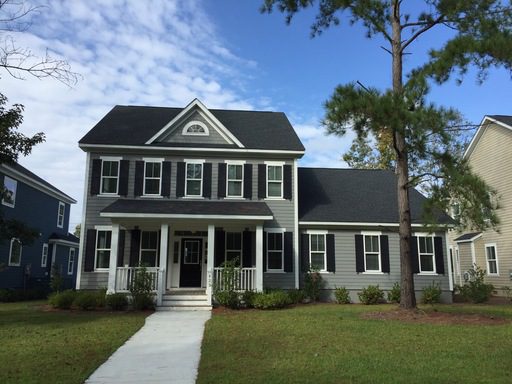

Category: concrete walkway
[86, 311, 211, 384]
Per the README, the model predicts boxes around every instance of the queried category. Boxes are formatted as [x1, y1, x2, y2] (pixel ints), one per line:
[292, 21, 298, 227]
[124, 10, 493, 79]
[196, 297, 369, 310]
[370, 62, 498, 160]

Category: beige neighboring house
[448, 115, 512, 294]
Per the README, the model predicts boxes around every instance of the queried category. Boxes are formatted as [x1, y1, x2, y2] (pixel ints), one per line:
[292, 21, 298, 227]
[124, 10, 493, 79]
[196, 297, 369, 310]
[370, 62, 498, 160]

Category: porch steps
[157, 292, 211, 311]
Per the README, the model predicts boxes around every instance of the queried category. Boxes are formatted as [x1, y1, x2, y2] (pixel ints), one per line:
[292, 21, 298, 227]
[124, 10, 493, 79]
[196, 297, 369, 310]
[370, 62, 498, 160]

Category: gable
[465, 115, 512, 159]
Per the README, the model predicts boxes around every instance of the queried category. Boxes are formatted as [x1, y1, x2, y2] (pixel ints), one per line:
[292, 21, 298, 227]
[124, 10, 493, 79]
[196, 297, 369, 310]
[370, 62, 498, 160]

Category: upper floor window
[101, 160, 119, 194]
[57, 202, 65, 228]
[41, 243, 49, 267]
[227, 163, 243, 197]
[68, 248, 76, 275]
[267, 231, 283, 271]
[140, 231, 158, 267]
[9, 238, 22, 266]
[417, 236, 435, 273]
[309, 233, 326, 272]
[144, 161, 162, 196]
[95, 230, 112, 270]
[363, 234, 381, 272]
[182, 121, 209, 136]
[2, 176, 17, 208]
[485, 244, 498, 275]
[186, 162, 203, 197]
[267, 164, 283, 198]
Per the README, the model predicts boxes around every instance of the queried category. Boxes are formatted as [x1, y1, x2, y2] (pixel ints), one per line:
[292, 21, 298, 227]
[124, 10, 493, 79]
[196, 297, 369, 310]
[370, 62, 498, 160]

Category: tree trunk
[391, 1, 416, 309]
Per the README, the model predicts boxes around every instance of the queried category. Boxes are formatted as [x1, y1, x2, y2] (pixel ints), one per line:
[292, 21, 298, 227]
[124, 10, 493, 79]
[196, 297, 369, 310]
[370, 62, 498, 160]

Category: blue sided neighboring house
[0, 162, 79, 291]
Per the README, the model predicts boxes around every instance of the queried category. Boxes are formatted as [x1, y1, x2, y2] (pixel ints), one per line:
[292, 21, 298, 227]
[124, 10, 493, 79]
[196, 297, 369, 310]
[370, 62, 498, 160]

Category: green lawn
[0, 301, 148, 384]
[198, 304, 512, 384]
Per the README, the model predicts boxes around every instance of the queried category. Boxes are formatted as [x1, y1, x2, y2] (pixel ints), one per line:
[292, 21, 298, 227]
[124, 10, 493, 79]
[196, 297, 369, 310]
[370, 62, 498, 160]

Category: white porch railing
[115, 267, 159, 292]
[213, 267, 256, 291]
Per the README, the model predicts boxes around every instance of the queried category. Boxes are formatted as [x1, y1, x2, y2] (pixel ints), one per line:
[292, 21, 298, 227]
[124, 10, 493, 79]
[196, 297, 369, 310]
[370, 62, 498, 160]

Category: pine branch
[400, 15, 444, 53]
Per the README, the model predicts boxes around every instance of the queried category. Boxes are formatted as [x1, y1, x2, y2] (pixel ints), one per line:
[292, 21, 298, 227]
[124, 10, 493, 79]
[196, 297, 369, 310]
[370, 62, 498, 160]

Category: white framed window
[363, 233, 381, 272]
[485, 244, 499, 275]
[144, 160, 162, 196]
[225, 232, 242, 264]
[417, 235, 436, 273]
[266, 231, 284, 271]
[309, 233, 326, 272]
[140, 231, 158, 267]
[266, 164, 283, 198]
[57, 202, 65, 228]
[95, 230, 112, 270]
[41, 243, 49, 267]
[100, 159, 120, 194]
[226, 163, 244, 198]
[182, 121, 209, 136]
[2, 176, 17, 208]
[68, 248, 75, 275]
[8, 238, 22, 266]
[186, 162, 203, 197]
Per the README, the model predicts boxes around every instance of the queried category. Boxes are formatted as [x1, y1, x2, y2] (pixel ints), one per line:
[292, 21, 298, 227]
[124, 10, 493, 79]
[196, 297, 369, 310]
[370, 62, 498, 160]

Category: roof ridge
[111, 104, 284, 114]
[299, 166, 394, 172]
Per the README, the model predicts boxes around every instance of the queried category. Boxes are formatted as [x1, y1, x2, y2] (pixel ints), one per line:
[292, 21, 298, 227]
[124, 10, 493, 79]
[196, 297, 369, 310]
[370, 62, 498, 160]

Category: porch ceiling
[100, 199, 273, 220]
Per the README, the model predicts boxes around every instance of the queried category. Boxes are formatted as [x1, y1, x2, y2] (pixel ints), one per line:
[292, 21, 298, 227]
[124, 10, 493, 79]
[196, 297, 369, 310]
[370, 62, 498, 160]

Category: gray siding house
[77, 99, 453, 308]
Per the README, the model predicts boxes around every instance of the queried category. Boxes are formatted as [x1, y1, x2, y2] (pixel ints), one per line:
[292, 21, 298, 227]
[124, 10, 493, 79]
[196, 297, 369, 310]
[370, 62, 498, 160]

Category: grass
[0, 301, 148, 384]
[198, 304, 512, 384]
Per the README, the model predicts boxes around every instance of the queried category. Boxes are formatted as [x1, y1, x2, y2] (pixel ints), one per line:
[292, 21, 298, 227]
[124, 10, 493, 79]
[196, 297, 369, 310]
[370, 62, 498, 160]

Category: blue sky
[2, 0, 510, 229]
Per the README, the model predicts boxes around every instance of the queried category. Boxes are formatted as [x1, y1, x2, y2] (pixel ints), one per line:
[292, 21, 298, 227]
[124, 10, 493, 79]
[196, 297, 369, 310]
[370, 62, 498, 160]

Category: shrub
[95, 288, 107, 308]
[130, 266, 155, 310]
[48, 290, 77, 309]
[50, 264, 64, 292]
[213, 258, 241, 309]
[287, 289, 306, 304]
[215, 290, 240, 309]
[0, 288, 48, 302]
[456, 265, 494, 303]
[106, 293, 129, 310]
[74, 291, 98, 310]
[358, 285, 384, 305]
[253, 290, 291, 310]
[387, 282, 401, 303]
[241, 290, 257, 308]
[334, 286, 351, 304]
[421, 282, 442, 304]
[502, 286, 512, 302]
[304, 269, 325, 302]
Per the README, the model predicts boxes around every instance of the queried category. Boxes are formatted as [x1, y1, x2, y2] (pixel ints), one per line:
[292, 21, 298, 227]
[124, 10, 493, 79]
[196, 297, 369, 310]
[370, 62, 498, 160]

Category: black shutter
[242, 230, 253, 268]
[156, 230, 161, 267]
[214, 229, 225, 267]
[283, 164, 292, 200]
[284, 232, 293, 272]
[130, 229, 141, 267]
[117, 230, 126, 267]
[203, 163, 212, 198]
[119, 160, 129, 196]
[84, 229, 97, 272]
[434, 236, 445, 274]
[218, 163, 226, 198]
[410, 236, 419, 273]
[326, 234, 335, 273]
[355, 234, 364, 273]
[134, 161, 144, 197]
[301, 233, 310, 272]
[90, 159, 102, 196]
[161, 161, 172, 197]
[263, 232, 267, 272]
[176, 162, 185, 197]
[258, 164, 266, 199]
[380, 235, 390, 273]
[244, 163, 253, 199]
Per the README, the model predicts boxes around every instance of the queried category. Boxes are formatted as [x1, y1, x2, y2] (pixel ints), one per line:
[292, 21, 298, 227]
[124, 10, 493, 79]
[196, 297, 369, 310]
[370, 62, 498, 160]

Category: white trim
[447, 243, 454, 291]
[484, 243, 499, 276]
[416, 235, 436, 274]
[95, 229, 113, 271]
[49, 239, 79, 247]
[362, 233, 382, 273]
[79, 143, 305, 156]
[470, 242, 476, 266]
[94, 225, 113, 231]
[305, 229, 328, 235]
[76, 152, 90, 289]
[454, 233, 483, 243]
[1, 175, 16, 208]
[185, 161, 203, 197]
[142, 157, 165, 162]
[145, 98, 244, 147]
[293, 159, 299, 289]
[265, 228, 287, 233]
[465, 116, 512, 159]
[360, 231, 382, 235]
[266, 163, 283, 199]
[224, 160, 246, 164]
[67, 248, 75, 275]
[143, 159, 163, 196]
[226, 162, 244, 198]
[184, 158, 205, 163]
[255, 225, 263, 291]
[100, 212, 273, 220]
[308, 233, 327, 272]
[139, 230, 160, 267]
[99, 159, 120, 195]
[57, 202, 65, 228]
[266, 231, 284, 273]
[182, 121, 209, 136]
[41, 243, 49, 268]
[264, 161, 286, 166]
[299, 221, 450, 227]
[0, 164, 76, 204]
[100, 156, 122, 161]
[8, 238, 22, 267]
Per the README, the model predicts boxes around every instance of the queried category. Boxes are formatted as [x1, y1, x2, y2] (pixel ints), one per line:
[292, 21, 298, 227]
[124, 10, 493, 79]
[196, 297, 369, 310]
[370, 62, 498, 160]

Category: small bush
[0, 288, 48, 302]
[106, 293, 128, 310]
[304, 269, 325, 302]
[253, 290, 291, 310]
[130, 266, 156, 310]
[358, 285, 384, 305]
[215, 290, 240, 309]
[95, 288, 107, 308]
[241, 290, 256, 308]
[334, 287, 351, 304]
[213, 258, 241, 309]
[48, 290, 77, 309]
[287, 289, 306, 304]
[422, 282, 442, 304]
[50, 264, 63, 292]
[132, 294, 155, 310]
[456, 265, 494, 303]
[502, 286, 512, 302]
[387, 282, 401, 303]
[74, 291, 98, 310]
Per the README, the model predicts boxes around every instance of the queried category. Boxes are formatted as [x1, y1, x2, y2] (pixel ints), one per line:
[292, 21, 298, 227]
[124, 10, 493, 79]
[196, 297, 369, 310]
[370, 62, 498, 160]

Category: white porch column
[107, 223, 120, 294]
[256, 225, 263, 292]
[206, 224, 215, 305]
[157, 223, 169, 306]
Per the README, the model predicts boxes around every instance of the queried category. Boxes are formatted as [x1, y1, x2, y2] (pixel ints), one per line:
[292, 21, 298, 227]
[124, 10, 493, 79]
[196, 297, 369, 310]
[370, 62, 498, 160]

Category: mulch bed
[362, 309, 510, 325]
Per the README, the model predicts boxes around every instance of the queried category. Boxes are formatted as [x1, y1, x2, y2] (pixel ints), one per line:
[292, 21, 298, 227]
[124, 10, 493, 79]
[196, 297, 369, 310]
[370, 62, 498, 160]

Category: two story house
[77, 99, 452, 308]
[0, 162, 79, 291]
[449, 115, 512, 295]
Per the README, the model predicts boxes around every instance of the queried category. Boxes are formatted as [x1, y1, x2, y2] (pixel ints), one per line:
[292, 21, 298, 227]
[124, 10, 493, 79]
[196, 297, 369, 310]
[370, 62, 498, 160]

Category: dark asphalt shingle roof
[454, 232, 482, 242]
[489, 115, 512, 127]
[101, 199, 273, 217]
[49, 232, 80, 244]
[298, 168, 453, 225]
[79, 105, 305, 152]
